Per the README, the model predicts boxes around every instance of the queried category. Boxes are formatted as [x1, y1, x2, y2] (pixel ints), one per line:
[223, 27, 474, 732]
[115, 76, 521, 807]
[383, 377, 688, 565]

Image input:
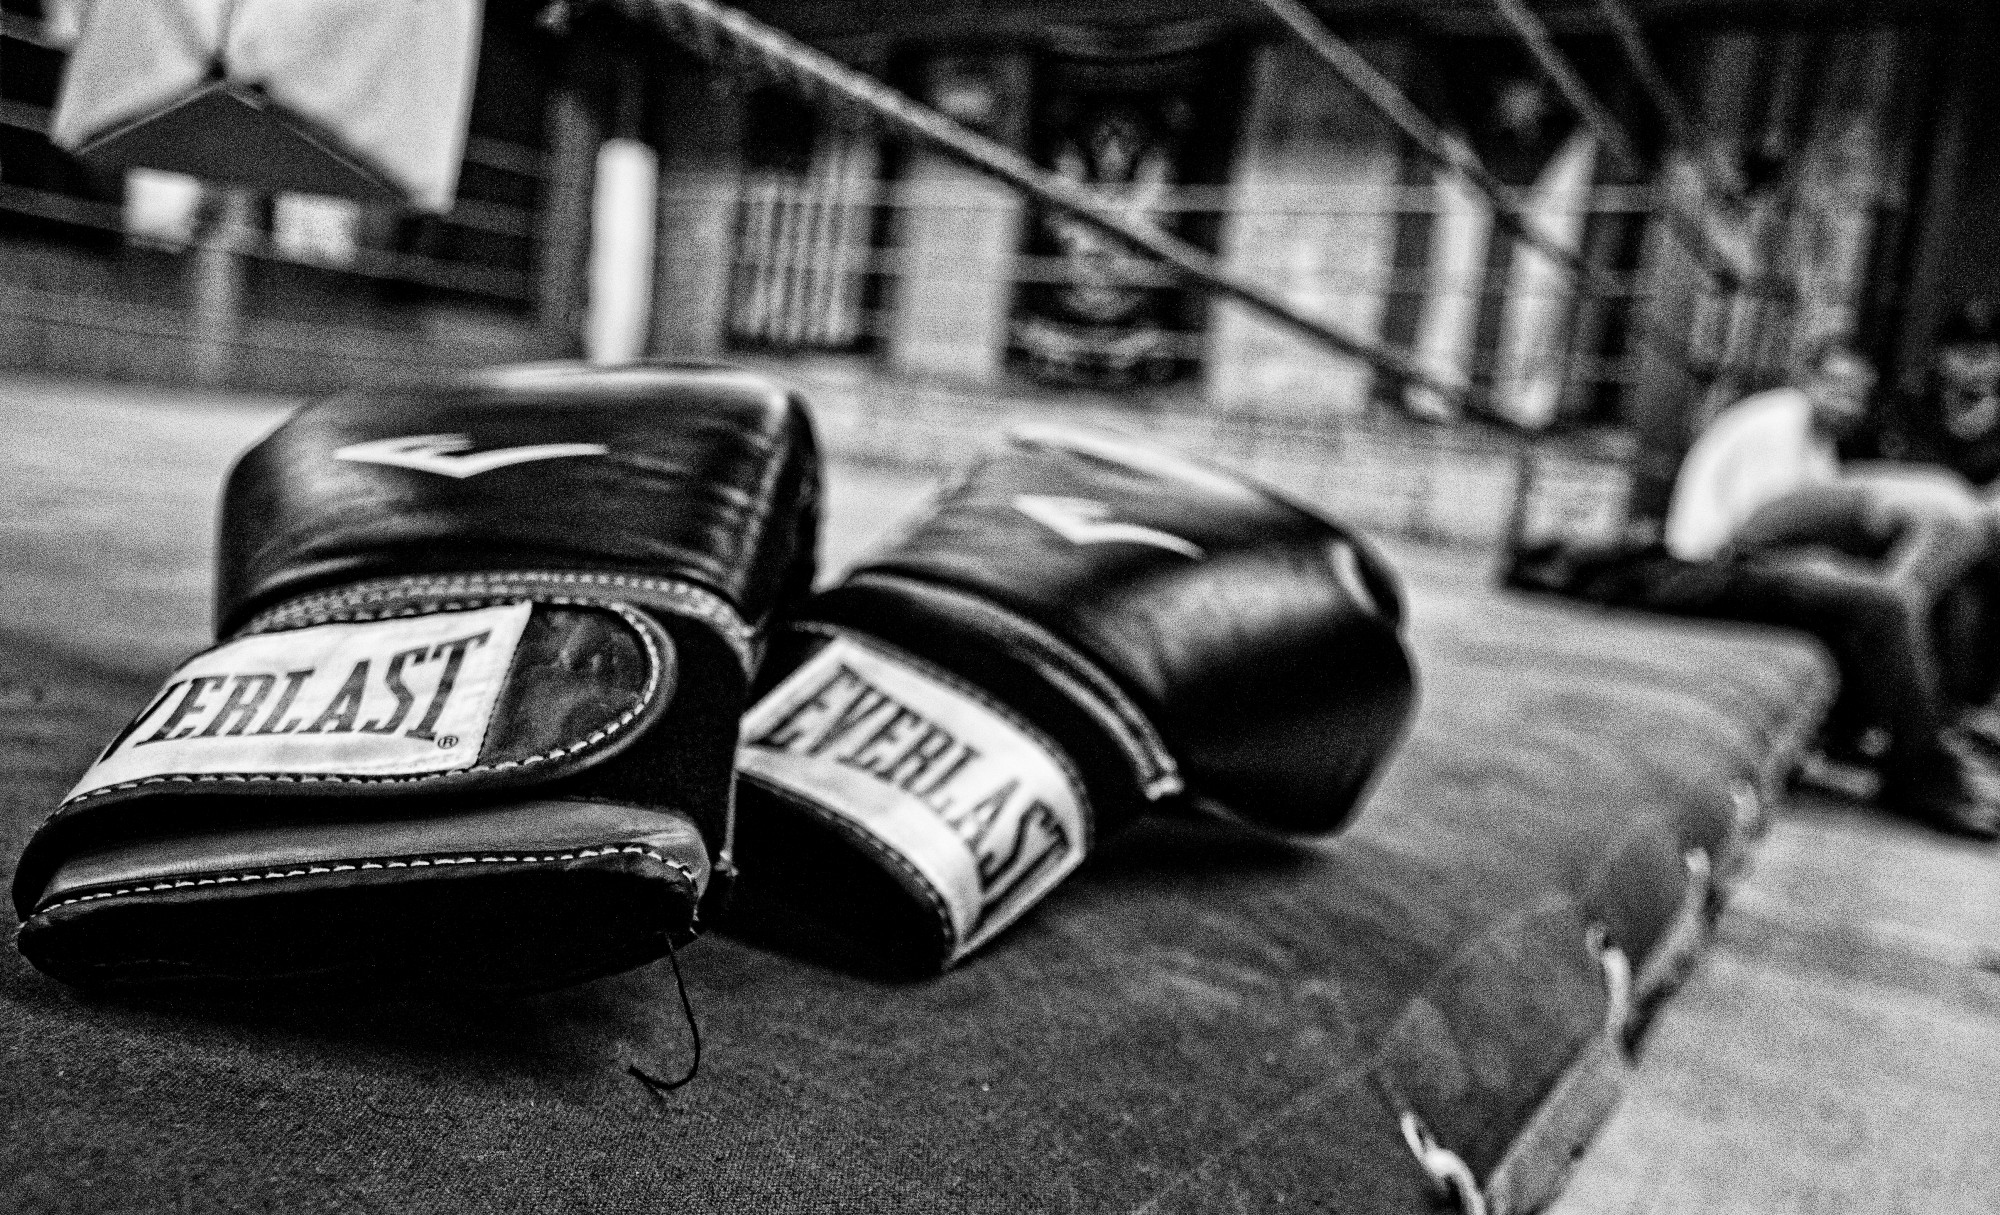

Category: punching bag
[51, 0, 482, 212]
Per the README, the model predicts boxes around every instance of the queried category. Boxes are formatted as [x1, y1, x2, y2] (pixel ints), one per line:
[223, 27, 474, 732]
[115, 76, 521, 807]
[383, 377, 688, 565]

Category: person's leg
[1534, 493, 1995, 833]
[1727, 482, 1883, 561]
[1595, 542, 1924, 745]
[1730, 479, 1988, 599]
[1715, 552, 1996, 835]
[1736, 479, 2000, 723]
[1877, 505, 1988, 599]
[1721, 554, 1935, 756]
[1960, 498, 2000, 709]
[1935, 564, 2000, 707]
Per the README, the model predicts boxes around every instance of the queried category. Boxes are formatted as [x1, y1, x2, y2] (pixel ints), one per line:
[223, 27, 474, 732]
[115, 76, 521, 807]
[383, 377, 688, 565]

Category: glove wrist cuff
[741, 629, 1092, 965]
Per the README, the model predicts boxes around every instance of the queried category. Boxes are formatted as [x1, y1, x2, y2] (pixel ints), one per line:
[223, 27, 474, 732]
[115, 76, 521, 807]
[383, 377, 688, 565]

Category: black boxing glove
[13, 363, 819, 996]
[734, 426, 1414, 968]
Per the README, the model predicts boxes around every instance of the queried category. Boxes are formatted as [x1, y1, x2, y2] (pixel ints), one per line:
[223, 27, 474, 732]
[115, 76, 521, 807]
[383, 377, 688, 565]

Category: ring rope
[610, 0, 1469, 416]
[1488, 0, 1762, 294]
[1591, 0, 1759, 217]
[1246, 0, 1751, 382]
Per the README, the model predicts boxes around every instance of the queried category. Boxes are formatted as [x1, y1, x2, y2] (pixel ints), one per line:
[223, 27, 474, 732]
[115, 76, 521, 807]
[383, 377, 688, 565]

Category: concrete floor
[2, 372, 1996, 1210]
[1549, 789, 2000, 1215]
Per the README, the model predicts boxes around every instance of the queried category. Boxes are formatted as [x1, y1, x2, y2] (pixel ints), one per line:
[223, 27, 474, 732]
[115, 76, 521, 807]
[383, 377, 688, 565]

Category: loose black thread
[628, 937, 702, 1095]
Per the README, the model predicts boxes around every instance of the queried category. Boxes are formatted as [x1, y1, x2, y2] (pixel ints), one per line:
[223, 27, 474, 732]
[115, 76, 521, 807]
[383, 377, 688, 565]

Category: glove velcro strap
[739, 631, 1091, 965]
[61, 599, 668, 806]
[68, 602, 542, 803]
[15, 597, 685, 926]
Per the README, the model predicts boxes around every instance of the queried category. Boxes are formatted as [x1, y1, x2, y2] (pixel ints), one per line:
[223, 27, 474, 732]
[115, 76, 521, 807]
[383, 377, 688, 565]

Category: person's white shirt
[1664, 387, 1839, 560]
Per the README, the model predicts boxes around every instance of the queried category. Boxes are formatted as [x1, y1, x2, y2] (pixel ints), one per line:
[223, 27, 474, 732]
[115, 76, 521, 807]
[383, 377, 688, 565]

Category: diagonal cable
[1246, 0, 1707, 375]
[1591, 0, 1752, 210]
[609, 0, 1467, 411]
[1488, 0, 1750, 289]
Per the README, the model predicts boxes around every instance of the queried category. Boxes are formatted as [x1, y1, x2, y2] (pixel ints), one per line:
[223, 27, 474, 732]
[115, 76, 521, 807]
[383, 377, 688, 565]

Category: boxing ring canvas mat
[0, 379, 1832, 1213]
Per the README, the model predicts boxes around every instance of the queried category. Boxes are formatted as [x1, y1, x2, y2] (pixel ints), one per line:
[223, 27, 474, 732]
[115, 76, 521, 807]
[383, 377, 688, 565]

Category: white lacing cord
[1585, 923, 1634, 1040]
[1395, 925, 1640, 1213]
[1400, 1111, 1489, 1215]
[1730, 777, 1764, 836]
[628, 937, 702, 1096]
[1683, 847, 1714, 909]
[1675, 847, 1717, 950]
[1630, 847, 1716, 1008]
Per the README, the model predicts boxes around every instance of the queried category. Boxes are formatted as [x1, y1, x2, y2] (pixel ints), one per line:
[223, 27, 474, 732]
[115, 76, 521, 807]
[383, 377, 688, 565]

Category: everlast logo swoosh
[1012, 495, 1205, 560]
[67, 604, 534, 802]
[739, 638, 1090, 959]
[335, 434, 610, 479]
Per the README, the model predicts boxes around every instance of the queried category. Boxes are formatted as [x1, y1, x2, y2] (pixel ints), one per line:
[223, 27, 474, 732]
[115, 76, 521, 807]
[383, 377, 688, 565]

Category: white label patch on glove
[739, 636, 1089, 963]
[67, 603, 532, 802]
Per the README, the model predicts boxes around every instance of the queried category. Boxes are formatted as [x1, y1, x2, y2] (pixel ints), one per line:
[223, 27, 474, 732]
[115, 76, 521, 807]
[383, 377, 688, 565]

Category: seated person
[1869, 299, 2000, 488]
[1860, 301, 2000, 707]
[1509, 337, 1999, 838]
[1662, 335, 1874, 561]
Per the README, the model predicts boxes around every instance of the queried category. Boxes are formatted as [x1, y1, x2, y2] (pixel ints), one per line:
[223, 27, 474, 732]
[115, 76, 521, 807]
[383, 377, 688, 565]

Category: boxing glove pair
[12, 367, 1415, 995]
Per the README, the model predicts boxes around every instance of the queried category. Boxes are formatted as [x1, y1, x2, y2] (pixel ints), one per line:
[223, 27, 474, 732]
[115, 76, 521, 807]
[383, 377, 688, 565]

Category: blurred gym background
[4, 0, 1997, 552]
